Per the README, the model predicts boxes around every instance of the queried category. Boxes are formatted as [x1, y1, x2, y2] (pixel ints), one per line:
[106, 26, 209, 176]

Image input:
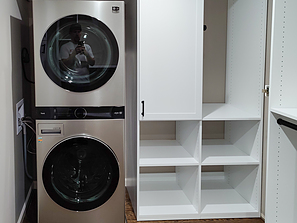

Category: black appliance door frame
[40, 14, 119, 92]
[42, 135, 120, 211]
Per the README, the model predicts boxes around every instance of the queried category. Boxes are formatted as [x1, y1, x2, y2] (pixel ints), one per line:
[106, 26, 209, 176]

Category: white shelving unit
[265, 0, 297, 222]
[125, 0, 267, 220]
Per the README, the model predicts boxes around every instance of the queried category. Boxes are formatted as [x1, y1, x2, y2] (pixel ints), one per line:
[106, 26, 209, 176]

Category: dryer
[36, 107, 125, 223]
[33, 0, 125, 106]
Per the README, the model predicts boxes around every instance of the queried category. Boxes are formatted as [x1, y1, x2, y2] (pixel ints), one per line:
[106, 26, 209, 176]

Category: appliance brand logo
[38, 137, 42, 143]
[112, 6, 120, 13]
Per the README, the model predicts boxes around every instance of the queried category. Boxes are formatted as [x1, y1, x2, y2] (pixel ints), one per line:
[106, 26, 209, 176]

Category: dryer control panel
[36, 106, 125, 120]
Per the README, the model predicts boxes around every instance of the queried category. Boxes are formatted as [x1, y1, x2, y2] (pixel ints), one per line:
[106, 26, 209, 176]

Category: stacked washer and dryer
[32, 1, 125, 222]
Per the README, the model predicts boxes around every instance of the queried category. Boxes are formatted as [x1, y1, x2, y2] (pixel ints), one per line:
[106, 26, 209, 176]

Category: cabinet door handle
[141, 101, 144, 117]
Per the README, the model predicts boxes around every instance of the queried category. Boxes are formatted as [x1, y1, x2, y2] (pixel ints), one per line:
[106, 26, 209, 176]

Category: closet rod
[277, 118, 297, 131]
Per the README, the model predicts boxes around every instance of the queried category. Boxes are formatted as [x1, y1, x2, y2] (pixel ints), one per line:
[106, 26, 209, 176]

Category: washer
[33, 0, 125, 106]
[36, 107, 125, 223]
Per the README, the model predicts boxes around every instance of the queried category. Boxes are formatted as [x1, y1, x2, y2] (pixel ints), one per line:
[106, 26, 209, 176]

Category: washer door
[40, 14, 119, 92]
[42, 136, 119, 211]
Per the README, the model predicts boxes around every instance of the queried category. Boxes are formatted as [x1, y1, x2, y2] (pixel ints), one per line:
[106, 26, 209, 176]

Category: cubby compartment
[202, 120, 262, 165]
[140, 121, 201, 166]
[203, 0, 266, 121]
[139, 166, 200, 220]
[201, 165, 260, 218]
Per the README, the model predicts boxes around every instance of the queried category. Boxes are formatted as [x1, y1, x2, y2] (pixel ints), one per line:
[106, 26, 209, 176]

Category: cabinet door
[139, 0, 203, 120]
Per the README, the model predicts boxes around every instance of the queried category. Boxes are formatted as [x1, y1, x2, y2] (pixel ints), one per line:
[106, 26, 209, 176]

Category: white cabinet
[139, 0, 203, 120]
[126, 0, 267, 220]
[265, 0, 297, 222]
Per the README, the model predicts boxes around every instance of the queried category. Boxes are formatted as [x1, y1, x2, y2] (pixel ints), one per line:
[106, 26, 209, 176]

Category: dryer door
[40, 14, 119, 92]
[42, 136, 120, 211]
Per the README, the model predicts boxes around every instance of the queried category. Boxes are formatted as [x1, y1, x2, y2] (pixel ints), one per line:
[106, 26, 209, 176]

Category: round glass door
[40, 14, 119, 92]
[42, 136, 120, 211]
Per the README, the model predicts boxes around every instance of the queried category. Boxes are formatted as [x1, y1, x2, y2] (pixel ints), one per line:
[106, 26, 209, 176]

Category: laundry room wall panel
[11, 16, 27, 222]
[0, 0, 34, 222]
[9, 0, 35, 222]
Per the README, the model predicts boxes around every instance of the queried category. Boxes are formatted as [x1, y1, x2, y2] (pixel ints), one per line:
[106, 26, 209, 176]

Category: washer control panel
[36, 106, 125, 120]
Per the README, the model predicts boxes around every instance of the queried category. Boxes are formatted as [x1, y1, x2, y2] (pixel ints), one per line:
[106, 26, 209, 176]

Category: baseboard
[261, 213, 265, 221]
[17, 183, 33, 223]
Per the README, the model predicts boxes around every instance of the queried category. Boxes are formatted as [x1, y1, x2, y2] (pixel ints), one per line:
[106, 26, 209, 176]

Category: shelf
[201, 172, 258, 218]
[271, 107, 297, 121]
[202, 104, 261, 121]
[139, 173, 199, 220]
[202, 139, 259, 165]
[140, 140, 199, 166]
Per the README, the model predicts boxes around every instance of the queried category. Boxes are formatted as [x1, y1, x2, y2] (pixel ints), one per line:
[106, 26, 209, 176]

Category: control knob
[74, 108, 87, 119]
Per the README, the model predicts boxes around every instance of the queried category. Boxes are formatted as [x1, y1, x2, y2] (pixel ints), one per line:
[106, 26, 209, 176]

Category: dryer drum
[42, 136, 120, 211]
[40, 14, 119, 92]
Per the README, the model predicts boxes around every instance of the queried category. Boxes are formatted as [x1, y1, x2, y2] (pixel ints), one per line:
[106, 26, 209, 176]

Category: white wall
[0, 0, 33, 222]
